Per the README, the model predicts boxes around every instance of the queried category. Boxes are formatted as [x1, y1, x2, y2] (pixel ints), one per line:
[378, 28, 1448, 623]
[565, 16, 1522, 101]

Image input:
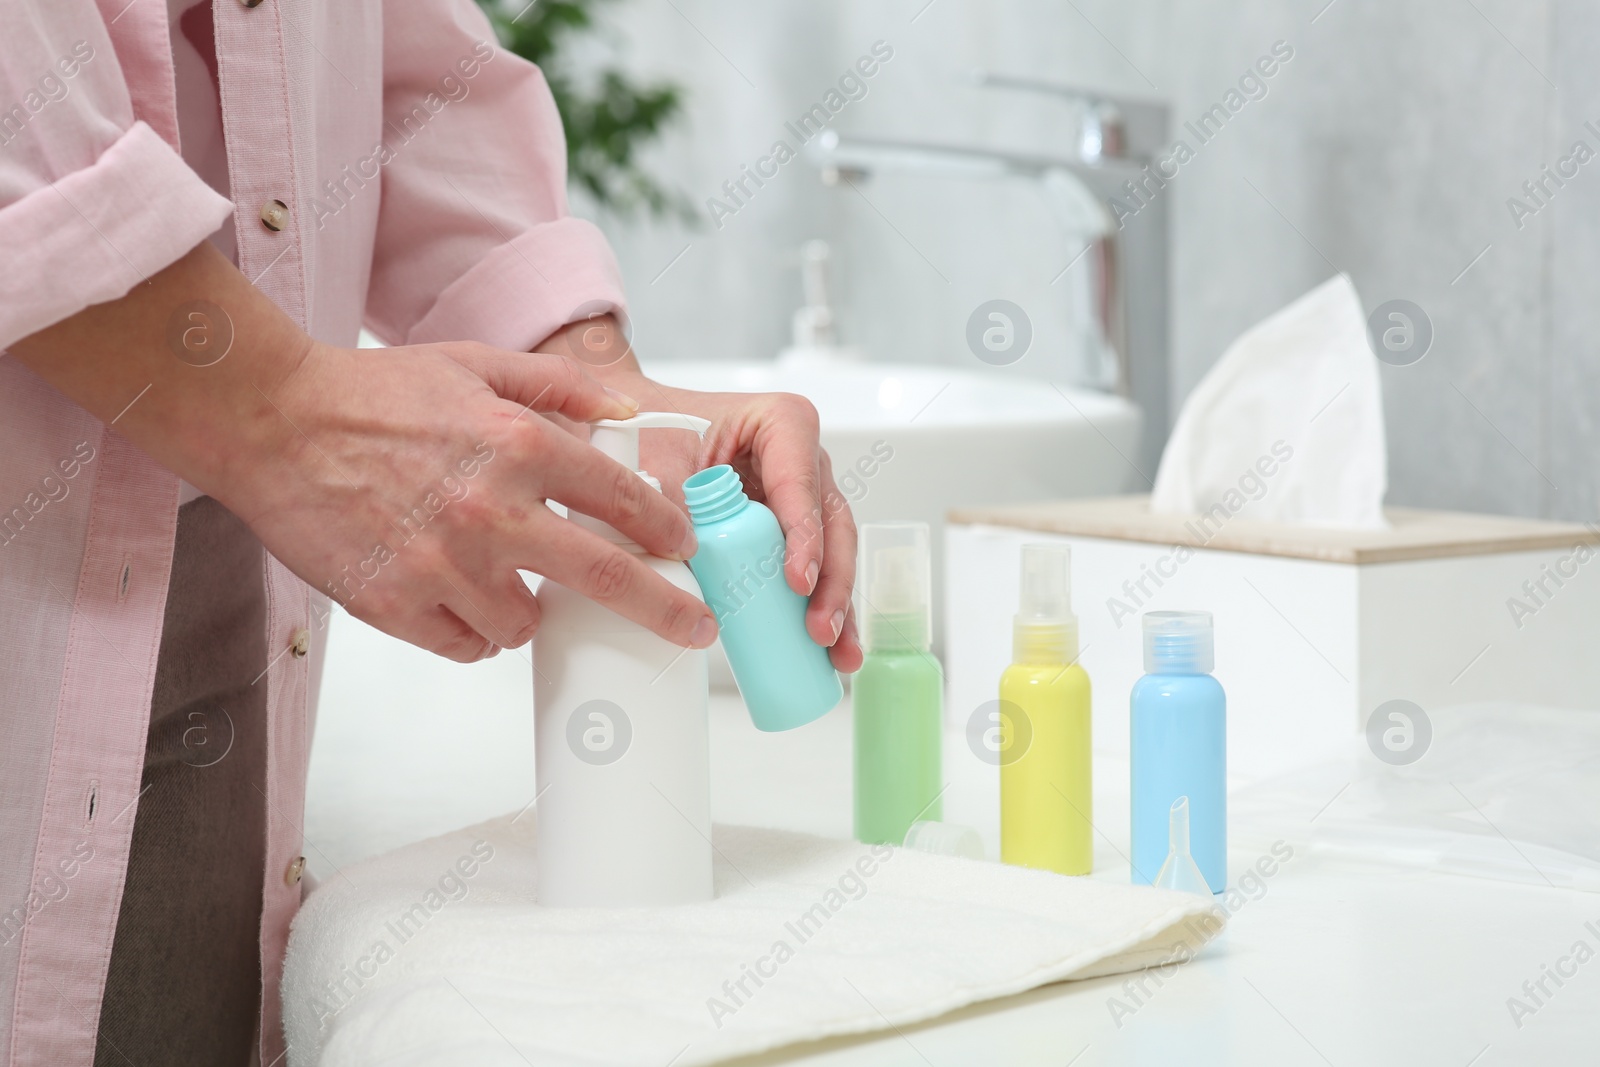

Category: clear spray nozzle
[1018, 543, 1072, 622]
[1013, 543, 1078, 662]
[859, 522, 931, 651]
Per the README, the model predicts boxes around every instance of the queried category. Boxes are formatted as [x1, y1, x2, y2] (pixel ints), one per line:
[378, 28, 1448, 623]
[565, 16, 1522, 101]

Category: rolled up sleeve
[0, 2, 234, 350]
[366, 0, 626, 352]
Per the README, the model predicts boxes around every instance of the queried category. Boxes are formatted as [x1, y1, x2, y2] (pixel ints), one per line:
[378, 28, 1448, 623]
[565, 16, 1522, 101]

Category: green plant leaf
[476, 0, 695, 223]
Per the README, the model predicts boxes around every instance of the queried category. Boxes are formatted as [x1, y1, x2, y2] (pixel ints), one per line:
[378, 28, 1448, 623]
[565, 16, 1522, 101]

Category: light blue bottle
[683, 465, 842, 731]
[1130, 611, 1226, 893]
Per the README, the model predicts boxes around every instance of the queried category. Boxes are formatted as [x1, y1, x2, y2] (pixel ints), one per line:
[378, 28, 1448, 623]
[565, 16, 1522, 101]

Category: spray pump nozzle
[859, 521, 932, 652]
[1013, 542, 1079, 662]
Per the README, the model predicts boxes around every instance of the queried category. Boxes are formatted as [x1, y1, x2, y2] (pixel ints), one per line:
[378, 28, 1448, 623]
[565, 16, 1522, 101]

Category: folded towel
[283, 816, 1225, 1066]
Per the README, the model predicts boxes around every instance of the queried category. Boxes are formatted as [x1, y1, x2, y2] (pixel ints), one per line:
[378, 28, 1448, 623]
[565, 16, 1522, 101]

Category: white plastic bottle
[532, 412, 714, 907]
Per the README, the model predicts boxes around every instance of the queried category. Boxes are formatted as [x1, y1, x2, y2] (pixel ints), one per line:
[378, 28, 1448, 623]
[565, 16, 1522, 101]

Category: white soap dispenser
[533, 412, 714, 907]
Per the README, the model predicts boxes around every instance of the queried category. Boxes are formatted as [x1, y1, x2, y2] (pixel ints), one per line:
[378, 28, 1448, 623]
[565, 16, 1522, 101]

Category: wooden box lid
[946, 494, 1600, 564]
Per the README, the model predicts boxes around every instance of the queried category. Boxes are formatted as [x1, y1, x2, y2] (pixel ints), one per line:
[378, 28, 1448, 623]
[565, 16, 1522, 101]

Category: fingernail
[604, 386, 639, 412]
[805, 559, 820, 595]
[677, 528, 699, 561]
[690, 615, 718, 648]
[829, 609, 845, 642]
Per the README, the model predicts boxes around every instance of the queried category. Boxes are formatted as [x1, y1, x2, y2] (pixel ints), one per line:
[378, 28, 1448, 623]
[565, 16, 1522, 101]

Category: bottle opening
[683, 465, 749, 525]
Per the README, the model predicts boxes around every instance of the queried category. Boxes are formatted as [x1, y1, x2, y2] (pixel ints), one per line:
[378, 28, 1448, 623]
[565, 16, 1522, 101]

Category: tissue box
[946, 495, 1600, 776]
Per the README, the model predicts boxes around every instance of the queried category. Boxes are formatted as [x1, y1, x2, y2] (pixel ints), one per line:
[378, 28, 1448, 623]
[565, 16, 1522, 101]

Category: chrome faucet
[809, 74, 1171, 471]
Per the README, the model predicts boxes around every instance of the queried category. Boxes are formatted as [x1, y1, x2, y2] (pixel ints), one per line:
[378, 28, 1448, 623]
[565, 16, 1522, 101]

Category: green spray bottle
[853, 521, 943, 845]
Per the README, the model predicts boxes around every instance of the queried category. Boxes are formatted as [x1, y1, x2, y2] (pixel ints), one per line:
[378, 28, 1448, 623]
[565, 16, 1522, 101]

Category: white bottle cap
[576, 412, 710, 543]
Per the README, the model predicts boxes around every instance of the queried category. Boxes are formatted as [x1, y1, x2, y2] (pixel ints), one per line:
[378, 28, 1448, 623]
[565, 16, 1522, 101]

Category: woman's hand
[639, 379, 864, 673]
[228, 342, 718, 662]
[538, 315, 863, 673]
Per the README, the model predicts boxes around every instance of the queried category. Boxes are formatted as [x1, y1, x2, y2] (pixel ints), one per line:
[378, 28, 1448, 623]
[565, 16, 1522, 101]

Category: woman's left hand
[627, 372, 863, 674]
[538, 316, 862, 673]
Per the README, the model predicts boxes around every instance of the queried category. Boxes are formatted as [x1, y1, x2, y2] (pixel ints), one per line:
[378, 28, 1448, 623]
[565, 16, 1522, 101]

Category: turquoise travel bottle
[1130, 611, 1226, 892]
[683, 465, 842, 731]
[853, 522, 943, 845]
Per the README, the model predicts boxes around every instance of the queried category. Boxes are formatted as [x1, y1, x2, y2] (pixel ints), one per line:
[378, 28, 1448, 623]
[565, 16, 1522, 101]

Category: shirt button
[260, 199, 289, 231]
[239, 0, 265, 8]
[284, 856, 306, 886]
[290, 628, 311, 658]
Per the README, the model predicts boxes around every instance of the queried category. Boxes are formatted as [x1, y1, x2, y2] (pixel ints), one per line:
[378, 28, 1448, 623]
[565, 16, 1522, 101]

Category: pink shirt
[0, 1, 626, 1063]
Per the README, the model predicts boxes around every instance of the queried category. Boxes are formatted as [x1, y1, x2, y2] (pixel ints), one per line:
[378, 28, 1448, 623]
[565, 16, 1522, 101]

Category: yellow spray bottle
[999, 543, 1092, 875]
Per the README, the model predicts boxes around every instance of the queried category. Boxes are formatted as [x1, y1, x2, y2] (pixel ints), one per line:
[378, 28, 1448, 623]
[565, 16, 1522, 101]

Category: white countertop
[306, 613, 1598, 1066]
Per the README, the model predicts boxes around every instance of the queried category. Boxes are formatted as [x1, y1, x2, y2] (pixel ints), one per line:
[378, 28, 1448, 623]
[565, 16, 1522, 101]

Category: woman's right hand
[10, 242, 718, 662]
[220, 340, 717, 662]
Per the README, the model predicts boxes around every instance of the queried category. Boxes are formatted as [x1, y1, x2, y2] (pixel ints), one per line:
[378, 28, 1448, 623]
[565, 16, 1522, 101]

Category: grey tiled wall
[594, 0, 1594, 521]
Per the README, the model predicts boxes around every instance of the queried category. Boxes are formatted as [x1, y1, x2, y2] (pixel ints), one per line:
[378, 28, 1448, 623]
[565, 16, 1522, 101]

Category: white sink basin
[652, 359, 1140, 530]
[650, 360, 1141, 653]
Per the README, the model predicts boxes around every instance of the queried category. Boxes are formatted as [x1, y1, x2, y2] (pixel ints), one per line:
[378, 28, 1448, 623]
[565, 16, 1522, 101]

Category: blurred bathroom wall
[568, 2, 837, 372]
[584, 0, 1598, 522]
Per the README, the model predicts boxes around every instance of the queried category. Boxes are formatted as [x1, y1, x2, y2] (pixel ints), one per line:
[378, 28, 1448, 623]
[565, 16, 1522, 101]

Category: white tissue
[1151, 273, 1388, 530]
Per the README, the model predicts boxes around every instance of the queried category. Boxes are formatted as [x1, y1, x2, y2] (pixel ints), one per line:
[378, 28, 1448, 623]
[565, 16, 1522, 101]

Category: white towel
[282, 817, 1225, 1066]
